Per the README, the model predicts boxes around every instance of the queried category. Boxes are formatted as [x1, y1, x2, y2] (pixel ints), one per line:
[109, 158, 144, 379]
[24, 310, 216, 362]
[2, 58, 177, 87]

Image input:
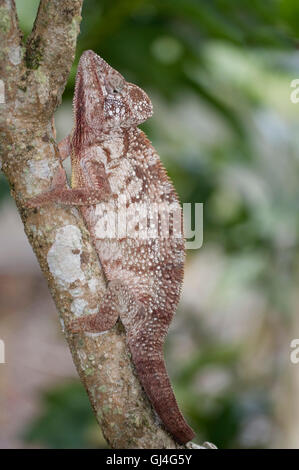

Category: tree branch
[0, 0, 22, 128]
[0, 0, 212, 449]
[24, 0, 82, 119]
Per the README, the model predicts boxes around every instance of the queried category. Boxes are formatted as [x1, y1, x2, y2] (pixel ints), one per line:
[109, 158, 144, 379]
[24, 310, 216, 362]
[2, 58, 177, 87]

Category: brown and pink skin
[25, 50, 195, 444]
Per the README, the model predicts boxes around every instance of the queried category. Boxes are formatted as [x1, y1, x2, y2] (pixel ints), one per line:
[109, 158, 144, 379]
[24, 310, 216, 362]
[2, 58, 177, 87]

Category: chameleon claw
[50, 166, 67, 188]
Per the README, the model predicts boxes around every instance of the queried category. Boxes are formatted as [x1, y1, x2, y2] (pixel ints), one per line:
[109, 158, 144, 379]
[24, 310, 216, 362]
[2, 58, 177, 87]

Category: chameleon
[25, 50, 195, 444]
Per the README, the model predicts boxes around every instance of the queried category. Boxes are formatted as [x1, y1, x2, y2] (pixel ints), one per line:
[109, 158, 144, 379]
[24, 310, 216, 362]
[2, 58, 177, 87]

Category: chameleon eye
[106, 74, 125, 95]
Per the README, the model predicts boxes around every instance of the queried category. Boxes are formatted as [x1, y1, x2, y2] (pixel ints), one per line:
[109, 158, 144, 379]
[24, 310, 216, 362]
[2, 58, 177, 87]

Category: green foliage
[0, 175, 10, 203]
[173, 343, 273, 448]
[23, 381, 105, 449]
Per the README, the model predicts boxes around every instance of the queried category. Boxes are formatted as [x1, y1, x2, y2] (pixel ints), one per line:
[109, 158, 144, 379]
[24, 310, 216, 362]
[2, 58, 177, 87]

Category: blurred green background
[1, 0, 299, 449]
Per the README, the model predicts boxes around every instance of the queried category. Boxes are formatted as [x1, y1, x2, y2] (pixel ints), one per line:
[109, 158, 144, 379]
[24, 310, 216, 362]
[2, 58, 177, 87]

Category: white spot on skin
[93, 146, 108, 166]
[148, 152, 158, 166]
[127, 178, 143, 197]
[95, 240, 122, 263]
[47, 225, 85, 287]
[71, 298, 88, 317]
[108, 159, 133, 194]
[94, 210, 117, 239]
[105, 139, 124, 159]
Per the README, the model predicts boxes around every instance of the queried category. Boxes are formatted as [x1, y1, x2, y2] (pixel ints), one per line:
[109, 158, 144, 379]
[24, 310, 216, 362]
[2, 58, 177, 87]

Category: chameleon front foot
[69, 281, 125, 334]
[24, 166, 67, 208]
[69, 313, 108, 334]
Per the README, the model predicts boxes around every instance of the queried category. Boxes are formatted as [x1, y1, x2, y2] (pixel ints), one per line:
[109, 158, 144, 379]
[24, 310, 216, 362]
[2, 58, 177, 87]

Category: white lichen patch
[78, 349, 87, 361]
[69, 16, 81, 45]
[88, 278, 100, 294]
[71, 298, 88, 317]
[85, 331, 106, 338]
[47, 225, 85, 288]
[24, 159, 57, 196]
[69, 287, 84, 298]
[59, 317, 65, 332]
[77, 349, 87, 369]
[9, 46, 21, 65]
[34, 69, 50, 105]
[28, 159, 52, 180]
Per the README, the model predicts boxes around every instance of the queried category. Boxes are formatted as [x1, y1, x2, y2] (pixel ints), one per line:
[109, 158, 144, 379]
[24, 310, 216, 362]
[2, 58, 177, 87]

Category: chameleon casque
[26, 50, 195, 444]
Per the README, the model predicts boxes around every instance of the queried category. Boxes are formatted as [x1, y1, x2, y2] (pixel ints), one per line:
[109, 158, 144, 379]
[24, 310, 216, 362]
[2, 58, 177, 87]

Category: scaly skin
[25, 50, 195, 444]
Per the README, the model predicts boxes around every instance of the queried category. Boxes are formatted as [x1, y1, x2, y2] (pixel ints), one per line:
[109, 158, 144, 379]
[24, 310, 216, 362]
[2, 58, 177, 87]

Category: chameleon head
[74, 50, 153, 132]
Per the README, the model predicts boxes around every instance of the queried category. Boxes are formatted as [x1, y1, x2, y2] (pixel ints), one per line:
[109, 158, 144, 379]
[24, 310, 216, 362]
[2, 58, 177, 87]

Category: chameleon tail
[128, 340, 195, 444]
